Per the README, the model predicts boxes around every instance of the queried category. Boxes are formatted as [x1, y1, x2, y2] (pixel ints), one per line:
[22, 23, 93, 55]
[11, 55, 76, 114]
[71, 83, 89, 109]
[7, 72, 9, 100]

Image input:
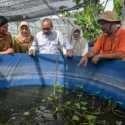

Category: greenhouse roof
[0, 0, 81, 21]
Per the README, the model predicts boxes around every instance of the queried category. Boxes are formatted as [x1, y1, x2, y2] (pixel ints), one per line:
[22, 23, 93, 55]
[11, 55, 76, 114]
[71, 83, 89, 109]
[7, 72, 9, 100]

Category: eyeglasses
[42, 28, 51, 31]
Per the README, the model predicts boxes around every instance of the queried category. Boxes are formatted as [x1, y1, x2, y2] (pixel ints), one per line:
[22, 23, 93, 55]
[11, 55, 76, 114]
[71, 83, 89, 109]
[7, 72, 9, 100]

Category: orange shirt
[93, 28, 125, 57]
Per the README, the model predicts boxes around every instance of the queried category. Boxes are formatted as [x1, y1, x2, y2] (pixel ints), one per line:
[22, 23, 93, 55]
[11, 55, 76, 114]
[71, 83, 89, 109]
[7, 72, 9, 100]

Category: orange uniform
[93, 28, 125, 58]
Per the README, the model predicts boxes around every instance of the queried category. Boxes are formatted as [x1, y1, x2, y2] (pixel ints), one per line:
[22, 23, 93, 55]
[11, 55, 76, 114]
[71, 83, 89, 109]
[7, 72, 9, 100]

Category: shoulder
[96, 33, 106, 40]
[6, 32, 12, 38]
[51, 30, 62, 39]
[119, 27, 125, 32]
[54, 30, 61, 34]
[93, 34, 106, 47]
[117, 27, 125, 36]
[5, 32, 13, 42]
[15, 35, 19, 39]
[14, 35, 21, 43]
[54, 30, 63, 38]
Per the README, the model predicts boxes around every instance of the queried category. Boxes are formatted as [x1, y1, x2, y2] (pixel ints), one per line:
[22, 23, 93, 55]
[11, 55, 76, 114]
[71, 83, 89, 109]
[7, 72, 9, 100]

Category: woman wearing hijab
[69, 26, 88, 56]
[14, 21, 33, 53]
[0, 16, 14, 54]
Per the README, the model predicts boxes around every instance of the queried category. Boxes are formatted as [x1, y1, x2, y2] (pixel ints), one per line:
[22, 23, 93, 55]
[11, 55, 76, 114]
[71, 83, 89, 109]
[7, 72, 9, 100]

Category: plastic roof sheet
[0, 0, 77, 21]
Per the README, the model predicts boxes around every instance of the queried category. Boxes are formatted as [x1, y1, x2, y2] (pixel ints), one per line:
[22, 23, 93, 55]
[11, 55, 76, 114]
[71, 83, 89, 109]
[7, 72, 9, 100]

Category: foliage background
[113, 0, 122, 20]
[63, 0, 123, 42]
[72, 0, 103, 42]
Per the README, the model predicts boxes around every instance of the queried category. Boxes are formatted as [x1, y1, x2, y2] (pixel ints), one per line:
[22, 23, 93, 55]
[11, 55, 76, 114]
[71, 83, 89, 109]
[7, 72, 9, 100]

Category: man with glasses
[29, 18, 73, 56]
[79, 11, 125, 65]
[0, 16, 14, 54]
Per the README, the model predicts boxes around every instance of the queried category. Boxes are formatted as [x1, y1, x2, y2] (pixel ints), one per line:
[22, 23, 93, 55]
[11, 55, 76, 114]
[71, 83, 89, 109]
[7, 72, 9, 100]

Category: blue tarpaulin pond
[0, 54, 125, 108]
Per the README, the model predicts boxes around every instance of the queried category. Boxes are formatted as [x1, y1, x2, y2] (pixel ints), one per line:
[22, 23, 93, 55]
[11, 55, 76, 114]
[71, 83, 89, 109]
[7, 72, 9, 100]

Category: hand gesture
[29, 47, 36, 56]
[79, 56, 88, 66]
[66, 49, 73, 57]
[92, 55, 101, 64]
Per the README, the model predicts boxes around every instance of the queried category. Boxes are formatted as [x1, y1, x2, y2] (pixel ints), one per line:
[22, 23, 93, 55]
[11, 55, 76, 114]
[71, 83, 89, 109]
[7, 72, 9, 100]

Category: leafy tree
[74, 3, 103, 41]
[113, 0, 122, 19]
[70, 0, 104, 42]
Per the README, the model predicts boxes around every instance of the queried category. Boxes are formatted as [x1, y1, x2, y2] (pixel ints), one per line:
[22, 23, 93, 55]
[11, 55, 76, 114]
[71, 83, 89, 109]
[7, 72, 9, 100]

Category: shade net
[0, 0, 76, 21]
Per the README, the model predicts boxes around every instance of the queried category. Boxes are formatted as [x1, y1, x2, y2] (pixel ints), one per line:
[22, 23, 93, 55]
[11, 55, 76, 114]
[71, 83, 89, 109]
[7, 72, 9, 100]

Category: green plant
[74, 4, 103, 41]
[113, 0, 122, 20]
[62, 0, 104, 42]
[46, 84, 97, 125]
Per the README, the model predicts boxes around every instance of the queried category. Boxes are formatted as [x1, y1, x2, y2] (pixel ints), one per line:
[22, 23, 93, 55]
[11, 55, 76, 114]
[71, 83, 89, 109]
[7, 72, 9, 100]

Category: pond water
[0, 86, 53, 124]
[0, 86, 125, 125]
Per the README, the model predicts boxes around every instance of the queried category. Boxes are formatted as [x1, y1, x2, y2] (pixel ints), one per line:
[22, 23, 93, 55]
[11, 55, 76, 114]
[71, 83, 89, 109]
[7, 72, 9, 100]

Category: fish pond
[0, 85, 125, 125]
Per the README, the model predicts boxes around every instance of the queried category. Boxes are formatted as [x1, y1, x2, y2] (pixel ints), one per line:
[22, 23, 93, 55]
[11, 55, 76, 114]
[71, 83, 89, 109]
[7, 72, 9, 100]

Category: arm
[29, 36, 38, 56]
[79, 50, 95, 65]
[84, 36, 103, 58]
[0, 48, 14, 54]
[0, 34, 14, 55]
[79, 36, 102, 65]
[79, 45, 100, 64]
[31, 36, 38, 50]
[98, 52, 125, 59]
[91, 52, 125, 64]
[82, 42, 88, 56]
[92, 30, 125, 62]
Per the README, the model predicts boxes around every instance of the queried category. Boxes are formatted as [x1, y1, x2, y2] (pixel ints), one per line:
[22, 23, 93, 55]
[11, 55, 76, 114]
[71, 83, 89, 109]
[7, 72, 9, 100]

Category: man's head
[41, 18, 53, 35]
[0, 16, 8, 34]
[98, 11, 121, 35]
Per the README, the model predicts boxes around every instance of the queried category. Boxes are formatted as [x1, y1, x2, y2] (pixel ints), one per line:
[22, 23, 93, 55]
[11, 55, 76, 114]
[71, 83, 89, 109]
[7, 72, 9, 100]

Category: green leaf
[81, 106, 87, 111]
[85, 114, 96, 125]
[72, 115, 80, 121]
[75, 103, 81, 109]
[65, 101, 71, 105]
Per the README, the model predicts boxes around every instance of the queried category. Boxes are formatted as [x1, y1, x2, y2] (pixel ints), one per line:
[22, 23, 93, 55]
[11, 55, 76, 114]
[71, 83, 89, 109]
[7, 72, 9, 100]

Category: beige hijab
[70, 26, 88, 56]
[15, 21, 33, 53]
[16, 21, 32, 43]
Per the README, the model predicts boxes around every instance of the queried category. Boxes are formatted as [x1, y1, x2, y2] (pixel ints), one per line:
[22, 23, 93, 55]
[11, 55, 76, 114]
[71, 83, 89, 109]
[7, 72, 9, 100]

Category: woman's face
[20, 25, 29, 35]
[73, 30, 80, 39]
[0, 23, 8, 34]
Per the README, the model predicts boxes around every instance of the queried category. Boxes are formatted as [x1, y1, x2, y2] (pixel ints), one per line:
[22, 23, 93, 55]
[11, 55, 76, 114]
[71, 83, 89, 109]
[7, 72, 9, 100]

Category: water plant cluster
[0, 85, 125, 125]
[45, 84, 125, 125]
